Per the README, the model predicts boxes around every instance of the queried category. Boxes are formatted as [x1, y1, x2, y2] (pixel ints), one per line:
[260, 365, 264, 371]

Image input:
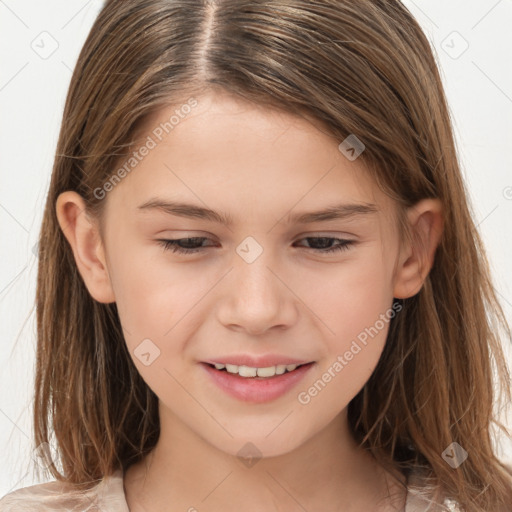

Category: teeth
[225, 364, 238, 374]
[212, 363, 302, 378]
[257, 366, 276, 377]
[276, 365, 287, 375]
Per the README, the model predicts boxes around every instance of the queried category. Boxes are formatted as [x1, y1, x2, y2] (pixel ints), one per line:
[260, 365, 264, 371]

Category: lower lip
[200, 362, 315, 403]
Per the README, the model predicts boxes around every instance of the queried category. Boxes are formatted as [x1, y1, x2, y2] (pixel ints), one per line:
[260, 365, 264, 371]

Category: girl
[1, 0, 511, 511]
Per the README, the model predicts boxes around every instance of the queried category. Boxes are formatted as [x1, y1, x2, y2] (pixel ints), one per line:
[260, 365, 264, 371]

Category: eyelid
[156, 233, 358, 257]
[294, 230, 358, 238]
[154, 231, 359, 245]
[155, 230, 358, 238]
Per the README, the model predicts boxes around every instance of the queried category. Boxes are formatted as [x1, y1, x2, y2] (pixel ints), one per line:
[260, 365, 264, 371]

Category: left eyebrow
[137, 198, 378, 226]
[286, 202, 379, 224]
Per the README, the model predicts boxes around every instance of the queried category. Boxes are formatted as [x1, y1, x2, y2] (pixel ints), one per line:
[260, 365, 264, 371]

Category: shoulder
[405, 462, 512, 511]
[0, 469, 129, 512]
[405, 468, 462, 512]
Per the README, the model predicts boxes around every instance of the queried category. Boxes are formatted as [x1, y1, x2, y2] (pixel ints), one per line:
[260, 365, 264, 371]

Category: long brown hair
[33, 1, 512, 510]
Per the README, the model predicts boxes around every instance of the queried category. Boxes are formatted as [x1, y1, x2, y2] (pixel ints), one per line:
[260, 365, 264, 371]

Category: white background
[1, 0, 511, 495]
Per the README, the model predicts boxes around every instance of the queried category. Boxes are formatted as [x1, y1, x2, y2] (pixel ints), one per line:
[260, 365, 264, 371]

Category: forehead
[103, 91, 395, 223]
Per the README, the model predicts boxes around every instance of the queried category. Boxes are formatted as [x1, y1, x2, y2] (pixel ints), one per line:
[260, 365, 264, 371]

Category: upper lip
[203, 354, 314, 368]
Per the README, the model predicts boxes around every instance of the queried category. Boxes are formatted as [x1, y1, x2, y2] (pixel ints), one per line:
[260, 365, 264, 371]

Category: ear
[393, 198, 444, 299]
[55, 191, 115, 303]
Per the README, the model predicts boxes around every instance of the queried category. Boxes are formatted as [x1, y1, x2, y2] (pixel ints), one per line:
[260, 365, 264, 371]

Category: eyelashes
[156, 236, 355, 255]
[157, 237, 211, 254]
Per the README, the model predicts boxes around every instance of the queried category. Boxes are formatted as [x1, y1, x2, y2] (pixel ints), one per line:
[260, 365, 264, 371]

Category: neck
[124, 405, 407, 512]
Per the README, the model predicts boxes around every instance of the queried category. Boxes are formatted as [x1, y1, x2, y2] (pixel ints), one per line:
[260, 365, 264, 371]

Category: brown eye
[157, 237, 212, 254]
[294, 237, 354, 254]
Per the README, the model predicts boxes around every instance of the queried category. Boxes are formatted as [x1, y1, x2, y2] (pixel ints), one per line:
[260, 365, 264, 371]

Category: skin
[56, 90, 443, 511]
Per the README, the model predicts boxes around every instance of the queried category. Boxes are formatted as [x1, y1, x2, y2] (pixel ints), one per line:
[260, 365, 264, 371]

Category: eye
[293, 237, 354, 254]
[157, 237, 214, 254]
[157, 236, 354, 255]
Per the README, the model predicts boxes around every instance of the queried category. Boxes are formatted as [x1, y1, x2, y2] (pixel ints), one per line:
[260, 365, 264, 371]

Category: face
[82, 91, 408, 457]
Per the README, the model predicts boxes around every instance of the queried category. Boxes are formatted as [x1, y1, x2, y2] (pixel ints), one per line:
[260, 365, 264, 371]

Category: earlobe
[55, 191, 116, 304]
[393, 198, 444, 299]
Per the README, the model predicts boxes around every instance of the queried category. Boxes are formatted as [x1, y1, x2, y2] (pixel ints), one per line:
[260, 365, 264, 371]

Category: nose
[216, 251, 299, 336]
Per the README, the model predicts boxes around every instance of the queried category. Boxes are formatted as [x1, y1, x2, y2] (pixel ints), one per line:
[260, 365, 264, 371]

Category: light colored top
[0, 468, 462, 511]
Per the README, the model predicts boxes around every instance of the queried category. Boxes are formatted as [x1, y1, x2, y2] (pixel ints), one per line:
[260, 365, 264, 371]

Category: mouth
[203, 361, 314, 379]
[200, 361, 316, 403]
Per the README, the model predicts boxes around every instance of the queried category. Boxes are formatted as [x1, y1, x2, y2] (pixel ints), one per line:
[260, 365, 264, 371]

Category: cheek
[107, 241, 220, 379]
[106, 234, 189, 331]
[108, 248, 198, 395]
[295, 249, 394, 399]
[298, 247, 394, 340]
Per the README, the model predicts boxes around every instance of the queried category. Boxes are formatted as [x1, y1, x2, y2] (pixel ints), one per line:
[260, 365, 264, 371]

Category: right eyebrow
[137, 199, 234, 226]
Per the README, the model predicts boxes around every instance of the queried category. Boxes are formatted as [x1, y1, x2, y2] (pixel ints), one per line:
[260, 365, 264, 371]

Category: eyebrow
[137, 198, 379, 226]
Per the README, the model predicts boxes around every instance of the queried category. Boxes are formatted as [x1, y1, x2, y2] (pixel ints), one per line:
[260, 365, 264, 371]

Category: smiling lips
[200, 354, 315, 403]
[210, 362, 304, 378]
[202, 354, 313, 378]
[203, 354, 313, 368]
